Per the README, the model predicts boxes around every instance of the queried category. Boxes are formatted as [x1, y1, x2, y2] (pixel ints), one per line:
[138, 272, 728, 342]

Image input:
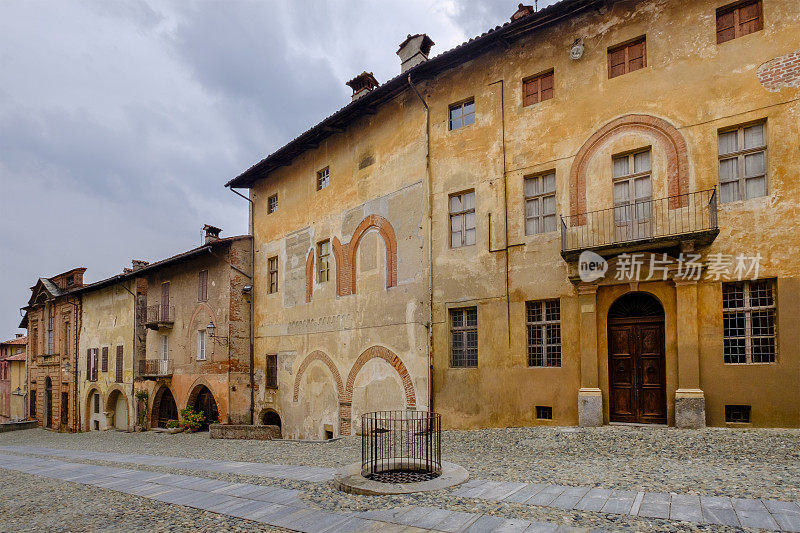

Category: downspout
[229, 186, 256, 425]
[407, 73, 434, 414]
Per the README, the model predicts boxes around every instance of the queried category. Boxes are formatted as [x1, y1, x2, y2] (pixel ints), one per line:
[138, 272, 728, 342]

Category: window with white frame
[718, 122, 767, 203]
[160, 335, 169, 361]
[267, 194, 278, 214]
[317, 167, 330, 190]
[449, 190, 476, 248]
[527, 300, 561, 367]
[723, 279, 776, 364]
[524, 172, 557, 235]
[317, 240, 331, 283]
[197, 330, 206, 361]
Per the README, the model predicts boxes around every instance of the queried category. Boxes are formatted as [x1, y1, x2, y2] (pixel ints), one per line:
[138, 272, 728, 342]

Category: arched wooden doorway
[193, 386, 219, 430]
[44, 377, 53, 428]
[608, 292, 667, 424]
[155, 388, 178, 428]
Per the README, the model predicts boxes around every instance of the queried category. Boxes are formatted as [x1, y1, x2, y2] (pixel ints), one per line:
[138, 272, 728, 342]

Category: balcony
[138, 359, 173, 378]
[145, 305, 174, 330]
[560, 189, 719, 260]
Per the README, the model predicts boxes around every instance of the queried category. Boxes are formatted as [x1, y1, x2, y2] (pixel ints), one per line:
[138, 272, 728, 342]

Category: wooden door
[45, 378, 52, 428]
[608, 319, 666, 424]
[194, 387, 219, 429]
[157, 388, 178, 428]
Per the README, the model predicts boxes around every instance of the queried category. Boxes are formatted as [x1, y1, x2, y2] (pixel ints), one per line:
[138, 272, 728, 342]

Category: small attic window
[66, 275, 74, 287]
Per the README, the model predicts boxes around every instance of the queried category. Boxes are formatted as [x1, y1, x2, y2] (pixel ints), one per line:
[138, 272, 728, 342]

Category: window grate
[723, 279, 775, 363]
[725, 404, 751, 423]
[535, 406, 553, 420]
[451, 307, 478, 367]
[527, 300, 561, 367]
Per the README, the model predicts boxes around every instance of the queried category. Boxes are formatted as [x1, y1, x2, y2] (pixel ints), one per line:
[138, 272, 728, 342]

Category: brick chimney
[203, 224, 222, 244]
[397, 34, 434, 73]
[346, 72, 379, 101]
[131, 259, 149, 271]
[511, 3, 535, 21]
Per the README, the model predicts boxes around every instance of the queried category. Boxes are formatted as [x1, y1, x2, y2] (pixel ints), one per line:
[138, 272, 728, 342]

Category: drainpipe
[118, 278, 137, 431]
[407, 73, 434, 414]
[229, 186, 256, 425]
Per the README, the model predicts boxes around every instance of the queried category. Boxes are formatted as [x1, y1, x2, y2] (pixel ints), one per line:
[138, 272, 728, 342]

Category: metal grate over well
[361, 411, 441, 484]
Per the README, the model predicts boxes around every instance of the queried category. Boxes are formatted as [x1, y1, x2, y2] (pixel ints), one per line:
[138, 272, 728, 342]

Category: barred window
[317, 167, 330, 190]
[718, 122, 766, 203]
[723, 279, 775, 363]
[268, 256, 279, 294]
[451, 307, 478, 368]
[524, 172, 556, 235]
[267, 194, 278, 214]
[527, 299, 561, 367]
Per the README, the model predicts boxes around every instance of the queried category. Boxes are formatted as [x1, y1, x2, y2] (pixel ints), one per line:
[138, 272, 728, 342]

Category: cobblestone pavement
[1, 426, 799, 532]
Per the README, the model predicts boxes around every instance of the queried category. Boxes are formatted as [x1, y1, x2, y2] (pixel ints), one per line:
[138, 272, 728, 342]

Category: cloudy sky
[0, 0, 557, 340]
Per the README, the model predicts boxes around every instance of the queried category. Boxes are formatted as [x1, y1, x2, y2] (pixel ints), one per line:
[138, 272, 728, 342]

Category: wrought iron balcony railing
[138, 359, 172, 377]
[560, 188, 719, 259]
[145, 305, 174, 329]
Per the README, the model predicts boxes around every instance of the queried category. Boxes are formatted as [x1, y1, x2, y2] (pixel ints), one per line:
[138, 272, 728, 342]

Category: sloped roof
[225, 0, 607, 189]
[4, 353, 26, 362]
[1, 336, 27, 346]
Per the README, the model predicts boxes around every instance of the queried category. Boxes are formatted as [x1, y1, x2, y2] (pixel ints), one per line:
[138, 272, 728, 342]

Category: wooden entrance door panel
[637, 324, 667, 423]
[609, 325, 635, 422]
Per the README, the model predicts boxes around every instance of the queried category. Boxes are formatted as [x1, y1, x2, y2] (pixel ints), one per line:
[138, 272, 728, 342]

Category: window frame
[316, 167, 330, 191]
[524, 171, 557, 235]
[526, 299, 562, 367]
[115, 345, 123, 383]
[449, 190, 476, 248]
[317, 240, 331, 283]
[268, 256, 279, 294]
[723, 279, 776, 364]
[197, 330, 206, 361]
[716, 0, 763, 44]
[267, 194, 278, 214]
[522, 70, 554, 107]
[266, 354, 278, 389]
[607, 36, 647, 79]
[198, 270, 208, 302]
[448, 98, 476, 131]
[450, 307, 478, 368]
[718, 121, 767, 203]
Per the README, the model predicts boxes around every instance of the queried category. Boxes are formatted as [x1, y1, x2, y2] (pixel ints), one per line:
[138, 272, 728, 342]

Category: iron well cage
[361, 410, 441, 483]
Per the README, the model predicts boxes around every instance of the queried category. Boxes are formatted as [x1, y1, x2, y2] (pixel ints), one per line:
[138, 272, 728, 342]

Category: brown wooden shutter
[92, 350, 98, 382]
[101, 347, 108, 372]
[115, 345, 123, 383]
[86, 349, 91, 379]
[161, 282, 170, 320]
[198, 270, 208, 301]
[266, 354, 278, 389]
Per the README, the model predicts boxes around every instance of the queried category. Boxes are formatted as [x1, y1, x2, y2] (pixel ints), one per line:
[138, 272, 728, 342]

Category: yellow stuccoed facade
[243, 0, 800, 436]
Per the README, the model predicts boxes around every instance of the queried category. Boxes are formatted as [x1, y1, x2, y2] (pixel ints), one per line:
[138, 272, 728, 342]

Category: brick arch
[569, 114, 689, 225]
[292, 350, 346, 435]
[336, 214, 398, 296]
[305, 249, 314, 303]
[342, 345, 416, 435]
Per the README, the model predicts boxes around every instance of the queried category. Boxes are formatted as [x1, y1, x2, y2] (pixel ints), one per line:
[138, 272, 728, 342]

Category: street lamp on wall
[206, 321, 229, 346]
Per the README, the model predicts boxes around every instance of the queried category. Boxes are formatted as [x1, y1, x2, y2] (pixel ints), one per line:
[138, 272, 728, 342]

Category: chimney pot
[397, 33, 434, 74]
[346, 72, 380, 101]
[511, 3, 535, 21]
[203, 224, 223, 244]
[131, 259, 150, 271]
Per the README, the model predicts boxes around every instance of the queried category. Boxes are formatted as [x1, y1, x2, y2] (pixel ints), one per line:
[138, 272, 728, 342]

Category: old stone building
[22, 268, 84, 431]
[134, 226, 253, 429]
[228, 0, 800, 432]
[0, 335, 27, 422]
[75, 273, 141, 431]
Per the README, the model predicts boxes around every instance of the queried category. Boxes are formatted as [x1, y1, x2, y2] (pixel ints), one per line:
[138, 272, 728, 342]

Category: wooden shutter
[115, 346, 123, 383]
[101, 347, 108, 372]
[161, 282, 170, 320]
[266, 354, 278, 389]
[86, 349, 91, 379]
[198, 270, 208, 301]
[92, 350, 98, 381]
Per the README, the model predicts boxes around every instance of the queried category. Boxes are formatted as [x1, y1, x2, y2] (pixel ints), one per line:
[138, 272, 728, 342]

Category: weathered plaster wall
[78, 280, 136, 431]
[251, 91, 431, 439]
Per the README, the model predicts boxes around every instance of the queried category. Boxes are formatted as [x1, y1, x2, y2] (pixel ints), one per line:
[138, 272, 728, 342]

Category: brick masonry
[758, 50, 800, 92]
[569, 114, 690, 225]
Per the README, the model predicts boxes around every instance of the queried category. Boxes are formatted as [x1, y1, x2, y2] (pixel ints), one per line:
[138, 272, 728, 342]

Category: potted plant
[179, 407, 205, 433]
[165, 419, 183, 434]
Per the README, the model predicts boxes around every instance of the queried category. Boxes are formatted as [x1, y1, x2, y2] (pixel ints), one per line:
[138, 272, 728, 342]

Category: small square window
[523, 70, 554, 107]
[725, 404, 751, 423]
[317, 167, 330, 190]
[535, 406, 553, 420]
[449, 99, 475, 130]
[608, 37, 647, 78]
[717, 0, 763, 44]
[267, 194, 278, 214]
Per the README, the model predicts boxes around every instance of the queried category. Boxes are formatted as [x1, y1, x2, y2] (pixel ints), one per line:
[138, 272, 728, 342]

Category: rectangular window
[160, 335, 169, 361]
[725, 404, 751, 423]
[87, 348, 98, 381]
[60, 393, 69, 426]
[718, 122, 767, 203]
[723, 279, 776, 363]
[198, 270, 208, 302]
[613, 150, 652, 241]
[608, 37, 647, 78]
[527, 300, 562, 367]
[523, 70, 554, 107]
[101, 346, 108, 373]
[268, 256, 279, 294]
[46, 316, 54, 355]
[30, 392, 36, 418]
[94, 393, 100, 414]
[267, 194, 278, 214]
[449, 98, 475, 130]
[115, 345, 123, 383]
[31, 326, 38, 356]
[317, 167, 330, 190]
[197, 330, 206, 361]
[717, 0, 763, 44]
[451, 307, 478, 368]
[63, 322, 70, 356]
[317, 240, 330, 283]
[524, 172, 557, 235]
[535, 406, 553, 420]
[266, 354, 278, 389]
[449, 190, 476, 248]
